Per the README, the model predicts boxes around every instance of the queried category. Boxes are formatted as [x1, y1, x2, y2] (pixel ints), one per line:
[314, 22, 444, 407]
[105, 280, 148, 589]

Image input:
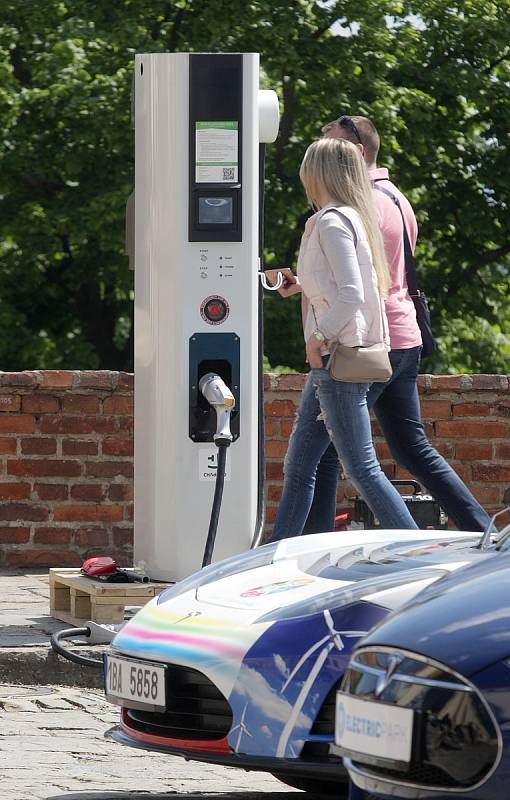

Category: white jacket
[297, 204, 390, 348]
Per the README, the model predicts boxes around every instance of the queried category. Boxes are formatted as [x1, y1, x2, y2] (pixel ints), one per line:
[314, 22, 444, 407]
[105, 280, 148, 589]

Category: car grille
[342, 647, 500, 791]
[125, 663, 232, 741]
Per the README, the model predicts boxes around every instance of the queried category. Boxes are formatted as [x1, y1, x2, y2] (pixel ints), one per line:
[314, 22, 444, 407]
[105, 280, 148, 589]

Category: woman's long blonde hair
[299, 138, 390, 295]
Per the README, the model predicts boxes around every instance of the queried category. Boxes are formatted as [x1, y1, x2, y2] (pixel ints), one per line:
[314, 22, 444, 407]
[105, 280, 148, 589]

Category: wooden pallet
[49, 568, 168, 625]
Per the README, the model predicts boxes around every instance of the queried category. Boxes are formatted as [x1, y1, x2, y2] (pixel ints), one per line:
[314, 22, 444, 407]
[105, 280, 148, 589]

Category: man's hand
[264, 268, 301, 298]
[306, 334, 325, 369]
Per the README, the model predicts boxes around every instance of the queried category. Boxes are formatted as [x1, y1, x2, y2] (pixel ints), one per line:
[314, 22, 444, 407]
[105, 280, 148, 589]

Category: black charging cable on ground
[50, 626, 103, 668]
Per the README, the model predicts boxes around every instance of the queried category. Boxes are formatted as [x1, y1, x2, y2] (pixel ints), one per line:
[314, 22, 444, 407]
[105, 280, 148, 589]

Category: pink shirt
[369, 167, 422, 350]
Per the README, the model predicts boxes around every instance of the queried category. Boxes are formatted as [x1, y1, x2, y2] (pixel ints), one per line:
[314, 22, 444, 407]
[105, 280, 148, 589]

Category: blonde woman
[267, 138, 417, 541]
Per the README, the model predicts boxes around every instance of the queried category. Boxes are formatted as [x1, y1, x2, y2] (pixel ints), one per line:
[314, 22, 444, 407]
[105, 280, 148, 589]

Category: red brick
[34, 527, 72, 544]
[107, 548, 133, 567]
[435, 420, 508, 438]
[34, 483, 69, 501]
[0, 415, 36, 434]
[266, 506, 277, 523]
[0, 438, 17, 454]
[0, 372, 38, 388]
[7, 459, 82, 478]
[103, 396, 134, 415]
[40, 416, 117, 435]
[0, 482, 30, 500]
[420, 400, 452, 419]
[472, 487, 502, 505]
[267, 485, 282, 502]
[265, 439, 288, 458]
[62, 439, 98, 456]
[495, 402, 510, 417]
[117, 373, 134, 390]
[21, 395, 59, 413]
[74, 527, 109, 546]
[453, 464, 469, 482]
[473, 465, 510, 482]
[112, 526, 133, 547]
[53, 503, 124, 522]
[0, 503, 49, 521]
[74, 371, 116, 390]
[455, 443, 492, 460]
[40, 371, 74, 389]
[118, 417, 134, 433]
[109, 484, 133, 502]
[102, 438, 133, 457]
[434, 442, 454, 459]
[124, 504, 134, 521]
[21, 437, 57, 455]
[5, 548, 80, 567]
[266, 462, 283, 480]
[429, 375, 470, 391]
[280, 419, 295, 437]
[470, 374, 508, 391]
[264, 419, 279, 437]
[274, 374, 306, 391]
[264, 399, 297, 417]
[62, 395, 100, 414]
[0, 527, 30, 543]
[0, 395, 21, 412]
[71, 485, 104, 502]
[394, 466, 412, 481]
[495, 442, 510, 459]
[85, 461, 133, 479]
[452, 403, 490, 417]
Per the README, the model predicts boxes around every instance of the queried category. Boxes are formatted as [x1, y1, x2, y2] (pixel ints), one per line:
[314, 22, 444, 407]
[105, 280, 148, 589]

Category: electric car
[336, 552, 510, 800]
[103, 528, 498, 796]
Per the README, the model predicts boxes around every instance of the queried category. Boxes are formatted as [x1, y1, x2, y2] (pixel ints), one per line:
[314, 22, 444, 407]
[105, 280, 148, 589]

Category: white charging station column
[133, 53, 279, 581]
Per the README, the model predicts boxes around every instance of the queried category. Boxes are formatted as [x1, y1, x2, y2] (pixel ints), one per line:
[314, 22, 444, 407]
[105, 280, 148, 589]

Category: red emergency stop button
[200, 295, 230, 325]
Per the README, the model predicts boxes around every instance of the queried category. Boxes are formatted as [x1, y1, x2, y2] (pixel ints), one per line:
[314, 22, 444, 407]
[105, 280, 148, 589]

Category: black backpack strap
[372, 181, 419, 296]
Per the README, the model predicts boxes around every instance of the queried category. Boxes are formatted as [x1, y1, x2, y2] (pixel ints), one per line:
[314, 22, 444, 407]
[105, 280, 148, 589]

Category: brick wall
[0, 370, 508, 568]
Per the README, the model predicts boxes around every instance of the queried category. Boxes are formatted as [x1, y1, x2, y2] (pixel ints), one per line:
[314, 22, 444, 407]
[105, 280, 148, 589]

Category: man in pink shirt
[302, 115, 490, 532]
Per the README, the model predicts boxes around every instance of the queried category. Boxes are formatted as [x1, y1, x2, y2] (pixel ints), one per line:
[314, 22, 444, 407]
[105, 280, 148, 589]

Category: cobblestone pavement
[1, 684, 301, 800]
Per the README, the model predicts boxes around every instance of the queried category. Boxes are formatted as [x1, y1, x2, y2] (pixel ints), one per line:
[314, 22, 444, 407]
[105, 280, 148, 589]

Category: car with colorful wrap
[103, 528, 492, 796]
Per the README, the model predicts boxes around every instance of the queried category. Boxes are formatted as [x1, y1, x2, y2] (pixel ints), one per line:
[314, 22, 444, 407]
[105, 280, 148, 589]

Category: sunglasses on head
[337, 115, 362, 145]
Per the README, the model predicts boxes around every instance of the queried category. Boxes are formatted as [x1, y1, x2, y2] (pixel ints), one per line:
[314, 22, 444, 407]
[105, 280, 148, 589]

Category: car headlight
[157, 542, 278, 604]
[257, 567, 447, 622]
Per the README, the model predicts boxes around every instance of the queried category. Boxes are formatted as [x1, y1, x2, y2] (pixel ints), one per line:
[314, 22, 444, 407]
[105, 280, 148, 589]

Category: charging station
[133, 53, 279, 581]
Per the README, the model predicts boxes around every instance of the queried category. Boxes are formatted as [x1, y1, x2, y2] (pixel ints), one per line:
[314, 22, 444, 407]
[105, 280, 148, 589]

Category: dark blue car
[336, 552, 510, 799]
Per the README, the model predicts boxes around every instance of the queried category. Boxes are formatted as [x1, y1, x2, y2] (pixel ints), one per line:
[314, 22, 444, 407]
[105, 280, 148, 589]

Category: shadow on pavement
[46, 794, 306, 800]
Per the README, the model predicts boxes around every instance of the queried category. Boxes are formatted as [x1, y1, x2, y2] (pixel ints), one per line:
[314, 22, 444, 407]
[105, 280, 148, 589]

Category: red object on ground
[82, 555, 117, 576]
[334, 512, 351, 531]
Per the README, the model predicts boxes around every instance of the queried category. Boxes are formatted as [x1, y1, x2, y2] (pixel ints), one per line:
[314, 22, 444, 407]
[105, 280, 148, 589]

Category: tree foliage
[0, 0, 508, 372]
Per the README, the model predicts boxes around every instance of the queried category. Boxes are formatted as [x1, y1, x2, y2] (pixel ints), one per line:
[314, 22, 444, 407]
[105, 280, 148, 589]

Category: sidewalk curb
[0, 646, 105, 688]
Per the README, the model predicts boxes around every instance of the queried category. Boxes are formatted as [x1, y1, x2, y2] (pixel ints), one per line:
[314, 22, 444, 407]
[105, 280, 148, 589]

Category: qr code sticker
[223, 167, 235, 181]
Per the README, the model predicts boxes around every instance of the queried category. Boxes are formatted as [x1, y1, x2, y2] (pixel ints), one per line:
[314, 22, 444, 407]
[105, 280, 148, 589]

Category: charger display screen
[198, 197, 233, 225]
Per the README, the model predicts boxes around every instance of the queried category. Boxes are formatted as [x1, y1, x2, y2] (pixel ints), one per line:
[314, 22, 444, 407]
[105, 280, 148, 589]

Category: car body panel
[106, 528, 488, 783]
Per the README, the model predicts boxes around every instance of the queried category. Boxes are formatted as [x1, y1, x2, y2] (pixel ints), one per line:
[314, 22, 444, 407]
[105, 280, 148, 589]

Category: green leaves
[0, 0, 508, 371]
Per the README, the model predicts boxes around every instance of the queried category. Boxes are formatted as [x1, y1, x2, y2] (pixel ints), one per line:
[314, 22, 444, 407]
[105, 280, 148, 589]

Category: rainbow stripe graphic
[112, 600, 270, 692]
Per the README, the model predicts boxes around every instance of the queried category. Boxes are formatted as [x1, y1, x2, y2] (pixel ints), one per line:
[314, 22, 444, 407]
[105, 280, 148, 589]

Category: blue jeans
[305, 346, 491, 533]
[268, 361, 417, 542]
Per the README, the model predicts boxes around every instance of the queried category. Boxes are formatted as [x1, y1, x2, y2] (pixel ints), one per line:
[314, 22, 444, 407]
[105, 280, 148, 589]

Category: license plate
[104, 655, 166, 712]
[335, 692, 414, 763]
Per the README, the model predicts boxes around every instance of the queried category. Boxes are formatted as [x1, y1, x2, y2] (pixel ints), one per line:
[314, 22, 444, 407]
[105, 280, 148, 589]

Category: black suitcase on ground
[353, 480, 447, 529]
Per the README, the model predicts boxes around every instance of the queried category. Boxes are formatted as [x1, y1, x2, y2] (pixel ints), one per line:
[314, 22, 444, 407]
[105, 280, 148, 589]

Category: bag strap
[372, 180, 420, 296]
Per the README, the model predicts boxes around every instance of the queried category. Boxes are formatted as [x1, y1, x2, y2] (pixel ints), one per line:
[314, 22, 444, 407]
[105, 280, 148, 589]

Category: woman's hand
[264, 268, 302, 298]
[306, 334, 325, 369]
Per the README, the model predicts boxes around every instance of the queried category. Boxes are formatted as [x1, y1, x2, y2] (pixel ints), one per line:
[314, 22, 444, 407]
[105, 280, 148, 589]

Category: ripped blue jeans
[269, 363, 417, 542]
